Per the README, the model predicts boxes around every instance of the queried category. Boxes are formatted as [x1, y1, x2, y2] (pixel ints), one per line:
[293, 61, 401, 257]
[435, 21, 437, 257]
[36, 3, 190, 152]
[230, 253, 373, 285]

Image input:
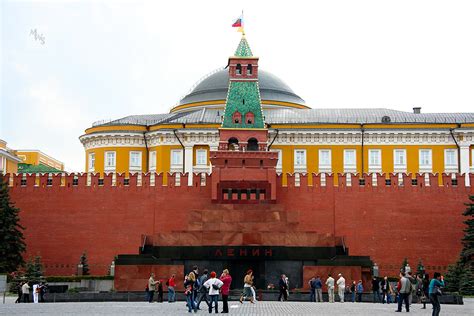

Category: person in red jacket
[167, 274, 176, 302]
[219, 269, 232, 313]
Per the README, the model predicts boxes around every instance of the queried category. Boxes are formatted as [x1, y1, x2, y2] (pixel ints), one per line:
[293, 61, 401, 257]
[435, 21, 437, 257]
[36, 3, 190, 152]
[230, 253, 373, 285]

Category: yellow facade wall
[85, 147, 147, 176]
[6, 159, 18, 174]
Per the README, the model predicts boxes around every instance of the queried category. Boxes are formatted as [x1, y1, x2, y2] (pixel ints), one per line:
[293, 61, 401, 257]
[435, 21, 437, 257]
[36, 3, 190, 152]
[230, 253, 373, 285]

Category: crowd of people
[14, 281, 48, 304]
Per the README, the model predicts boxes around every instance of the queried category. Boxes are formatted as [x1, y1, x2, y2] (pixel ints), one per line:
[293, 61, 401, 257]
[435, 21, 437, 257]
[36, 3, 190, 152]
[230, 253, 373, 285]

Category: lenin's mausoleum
[6, 35, 474, 291]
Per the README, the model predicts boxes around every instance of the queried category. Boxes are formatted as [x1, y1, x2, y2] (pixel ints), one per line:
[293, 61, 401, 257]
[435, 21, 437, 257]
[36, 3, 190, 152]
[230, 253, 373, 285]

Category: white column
[460, 145, 470, 186]
[185, 146, 193, 186]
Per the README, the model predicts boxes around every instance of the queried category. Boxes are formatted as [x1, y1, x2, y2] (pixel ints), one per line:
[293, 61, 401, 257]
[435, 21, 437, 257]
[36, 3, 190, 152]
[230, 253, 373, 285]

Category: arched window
[247, 64, 252, 75]
[236, 64, 242, 75]
[232, 111, 242, 124]
[228, 137, 239, 151]
[245, 112, 255, 125]
[247, 138, 258, 151]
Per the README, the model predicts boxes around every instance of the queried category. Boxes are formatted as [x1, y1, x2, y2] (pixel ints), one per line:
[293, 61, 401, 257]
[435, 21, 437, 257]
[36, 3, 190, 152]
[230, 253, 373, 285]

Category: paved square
[1, 297, 474, 315]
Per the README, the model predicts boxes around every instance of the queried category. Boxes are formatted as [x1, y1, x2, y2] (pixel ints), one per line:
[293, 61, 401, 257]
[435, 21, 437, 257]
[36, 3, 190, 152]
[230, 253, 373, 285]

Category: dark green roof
[234, 36, 253, 57]
[18, 163, 62, 174]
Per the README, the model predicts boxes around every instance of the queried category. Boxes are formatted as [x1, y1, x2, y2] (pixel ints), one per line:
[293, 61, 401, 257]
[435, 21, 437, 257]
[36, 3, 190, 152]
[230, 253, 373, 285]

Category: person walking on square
[148, 273, 158, 303]
[314, 276, 323, 302]
[21, 281, 30, 303]
[15, 282, 23, 303]
[407, 271, 416, 305]
[184, 272, 197, 313]
[196, 269, 210, 310]
[157, 280, 163, 303]
[278, 274, 288, 301]
[356, 280, 364, 302]
[372, 277, 381, 303]
[429, 272, 445, 316]
[204, 271, 224, 314]
[395, 272, 411, 312]
[326, 274, 335, 303]
[220, 269, 232, 313]
[350, 281, 356, 302]
[421, 273, 430, 309]
[239, 270, 255, 304]
[39, 282, 47, 303]
[336, 273, 346, 303]
[309, 277, 316, 302]
[167, 274, 176, 303]
[381, 276, 390, 304]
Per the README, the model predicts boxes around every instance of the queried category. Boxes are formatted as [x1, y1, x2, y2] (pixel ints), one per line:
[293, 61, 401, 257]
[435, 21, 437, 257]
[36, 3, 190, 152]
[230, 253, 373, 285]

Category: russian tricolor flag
[232, 14, 244, 33]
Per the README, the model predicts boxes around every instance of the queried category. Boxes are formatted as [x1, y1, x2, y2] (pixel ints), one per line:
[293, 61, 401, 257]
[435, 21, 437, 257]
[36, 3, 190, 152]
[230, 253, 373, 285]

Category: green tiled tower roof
[18, 163, 62, 174]
[234, 36, 253, 57]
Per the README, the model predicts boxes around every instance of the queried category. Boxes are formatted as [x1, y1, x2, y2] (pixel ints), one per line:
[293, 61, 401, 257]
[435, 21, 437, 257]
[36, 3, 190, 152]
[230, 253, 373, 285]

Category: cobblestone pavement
[1, 297, 473, 315]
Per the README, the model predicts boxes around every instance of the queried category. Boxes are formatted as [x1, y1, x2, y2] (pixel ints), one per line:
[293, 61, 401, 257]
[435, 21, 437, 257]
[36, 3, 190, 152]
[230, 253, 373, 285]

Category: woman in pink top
[220, 269, 232, 313]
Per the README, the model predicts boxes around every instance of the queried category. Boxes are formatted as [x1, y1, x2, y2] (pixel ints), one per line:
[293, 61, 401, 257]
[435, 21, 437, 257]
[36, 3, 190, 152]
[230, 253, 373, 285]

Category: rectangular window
[171, 149, 183, 166]
[343, 149, 356, 171]
[368, 149, 382, 171]
[393, 149, 407, 171]
[149, 151, 156, 171]
[88, 153, 95, 172]
[129, 151, 142, 171]
[196, 149, 207, 166]
[444, 149, 457, 172]
[294, 149, 306, 167]
[419, 149, 432, 171]
[104, 151, 116, 171]
[319, 149, 332, 171]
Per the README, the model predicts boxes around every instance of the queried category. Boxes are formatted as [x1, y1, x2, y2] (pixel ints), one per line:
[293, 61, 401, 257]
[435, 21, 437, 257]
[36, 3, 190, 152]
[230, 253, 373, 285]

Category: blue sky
[1, 0, 474, 171]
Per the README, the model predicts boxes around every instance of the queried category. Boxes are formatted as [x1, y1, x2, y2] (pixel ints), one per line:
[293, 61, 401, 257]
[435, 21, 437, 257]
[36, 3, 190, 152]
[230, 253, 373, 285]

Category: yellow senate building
[79, 36, 474, 185]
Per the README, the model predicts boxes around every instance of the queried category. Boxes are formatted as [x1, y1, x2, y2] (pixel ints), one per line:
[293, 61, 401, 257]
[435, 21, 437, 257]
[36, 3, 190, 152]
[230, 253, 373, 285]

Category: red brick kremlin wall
[6, 172, 473, 279]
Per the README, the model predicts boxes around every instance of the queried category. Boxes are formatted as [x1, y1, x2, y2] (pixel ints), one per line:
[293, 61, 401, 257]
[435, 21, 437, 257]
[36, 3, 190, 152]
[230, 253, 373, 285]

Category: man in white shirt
[21, 282, 30, 303]
[336, 273, 346, 303]
[203, 271, 224, 314]
[32, 283, 39, 303]
[325, 274, 335, 303]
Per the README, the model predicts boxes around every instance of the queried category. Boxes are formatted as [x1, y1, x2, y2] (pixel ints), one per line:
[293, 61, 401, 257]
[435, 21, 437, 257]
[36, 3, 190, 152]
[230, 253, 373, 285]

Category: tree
[25, 256, 43, 283]
[400, 258, 408, 273]
[0, 173, 26, 273]
[79, 252, 90, 275]
[444, 261, 463, 292]
[416, 259, 425, 276]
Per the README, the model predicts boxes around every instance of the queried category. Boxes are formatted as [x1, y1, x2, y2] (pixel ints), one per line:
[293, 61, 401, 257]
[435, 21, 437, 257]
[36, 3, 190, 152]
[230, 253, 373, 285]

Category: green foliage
[25, 256, 44, 282]
[459, 264, 474, 295]
[416, 259, 425, 276]
[0, 174, 26, 273]
[79, 252, 89, 276]
[400, 258, 408, 273]
[444, 261, 463, 292]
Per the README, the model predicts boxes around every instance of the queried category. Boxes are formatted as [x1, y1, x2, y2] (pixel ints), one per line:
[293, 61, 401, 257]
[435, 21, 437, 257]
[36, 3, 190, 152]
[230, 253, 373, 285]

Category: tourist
[407, 271, 416, 304]
[381, 276, 390, 304]
[421, 273, 430, 309]
[38, 282, 47, 303]
[239, 269, 255, 304]
[309, 277, 316, 302]
[167, 274, 176, 302]
[278, 274, 289, 301]
[32, 282, 39, 303]
[350, 281, 356, 302]
[196, 269, 210, 310]
[219, 269, 232, 313]
[336, 273, 346, 303]
[326, 274, 335, 303]
[204, 271, 224, 314]
[184, 272, 197, 313]
[429, 272, 444, 316]
[15, 282, 23, 303]
[157, 280, 163, 303]
[251, 275, 257, 302]
[372, 277, 381, 303]
[148, 273, 158, 303]
[21, 281, 30, 303]
[356, 280, 364, 302]
[395, 272, 411, 312]
[314, 275, 323, 302]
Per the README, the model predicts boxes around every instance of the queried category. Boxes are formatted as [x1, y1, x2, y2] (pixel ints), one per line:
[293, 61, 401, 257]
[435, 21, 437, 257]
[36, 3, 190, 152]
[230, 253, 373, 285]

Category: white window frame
[272, 149, 283, 172]
[171, 149, 183, 168]
[88, 152, 95, 172]
[319, 149, 332, 172]
[444, 149, 457, 172]
[104, 151, 116, 172]
[149, 151, 157, 171]
[343, 149, 356, 172]
[294, 149, 307, 172]
[129, 151, 142, 171]
[368, 149, 382, 172]
[393, 149, 407, 172]
[419, 149, 432, 172]
[196, 149, 207, 166]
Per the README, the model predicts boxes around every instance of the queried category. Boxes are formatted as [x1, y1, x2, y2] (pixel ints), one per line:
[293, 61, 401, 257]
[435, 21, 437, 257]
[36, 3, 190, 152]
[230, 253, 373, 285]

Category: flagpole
[242, 10, 245, 36]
